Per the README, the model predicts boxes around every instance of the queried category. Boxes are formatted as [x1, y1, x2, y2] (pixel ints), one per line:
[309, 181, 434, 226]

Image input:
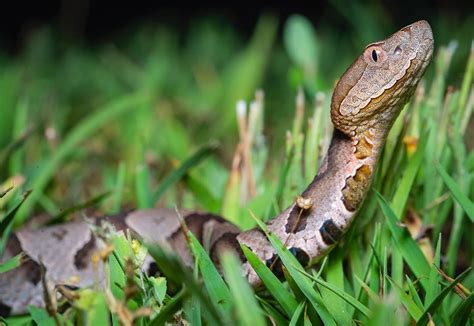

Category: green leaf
[297, 268, 371, 318]
[0, 119, 33, 170]
[146, 244, 222, 324]
[0, 190, 31, 237]
[0, 315, 32, 326]
[250, 215, 336, 325]
[241, 244, 298, 316]
[152, 142, 218, 203]
[150, 288, 187, 326]
[183, 174, 220, 213]
[188, 231, 232, 314]
[0, 253, 24, 274]
[289, 301, 305, 326]
[375, 190, 430, 289]
[135, 146, 153, 208]
[218, 14, 277, 134]
[76, 290, 110, 326]
[0, 190, 31, 257]
[424, 235, 442, 306]
[16, 92, 151, 223]
[184, 294, 202, 326]
[387, 276, 423, 320]
[450, 293, 474, 326]
[150, 276, 167, 305]
[365, 301, 404, 326]
[111, 162, 126, 214]
[436, 164, 474, 222]
[354, 275, 380, 304]
[28, 306, 57, 326]
[108, 233, 132, 301]
[391, 130, 428, 217]
[283, 15, 318, 71]
[323, 255, 352, 324]
[405, 275, 424, 309]
[46, 191, 110, 225]
[86, 293, 110, 326]
[259, 298, 289, 326]
[269, 145, 294, 217]
[221, 253, 266, 326]
[416, 268, 471, 326]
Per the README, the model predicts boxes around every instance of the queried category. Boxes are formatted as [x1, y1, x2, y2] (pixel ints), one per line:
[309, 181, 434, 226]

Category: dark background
[1, 0, 472, 52]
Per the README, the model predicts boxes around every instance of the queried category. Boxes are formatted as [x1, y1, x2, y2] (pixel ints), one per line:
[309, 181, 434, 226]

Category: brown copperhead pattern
[0, 20, 434, 315]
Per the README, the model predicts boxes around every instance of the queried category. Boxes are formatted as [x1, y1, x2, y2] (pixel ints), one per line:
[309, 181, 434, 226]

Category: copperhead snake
[0, 20, 434, 315]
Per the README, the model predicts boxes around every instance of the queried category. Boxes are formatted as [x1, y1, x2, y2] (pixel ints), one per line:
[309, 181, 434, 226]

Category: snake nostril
[394, 46, 403, 55]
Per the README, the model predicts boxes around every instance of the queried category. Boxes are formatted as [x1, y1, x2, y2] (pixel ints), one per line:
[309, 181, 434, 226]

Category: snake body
[0, 20, 433, 315]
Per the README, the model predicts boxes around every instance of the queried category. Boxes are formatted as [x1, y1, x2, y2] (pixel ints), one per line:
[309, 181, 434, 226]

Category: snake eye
[371, 49, 378, 62]
[364, 45, 386, 64]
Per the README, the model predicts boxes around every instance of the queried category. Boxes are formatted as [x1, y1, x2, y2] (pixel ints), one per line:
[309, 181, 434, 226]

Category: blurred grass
[0, 8, 473, 326]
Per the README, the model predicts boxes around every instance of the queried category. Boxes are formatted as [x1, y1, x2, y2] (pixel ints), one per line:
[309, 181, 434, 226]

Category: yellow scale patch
[342, 164, 372, 211]
[354, 136, 374, 159]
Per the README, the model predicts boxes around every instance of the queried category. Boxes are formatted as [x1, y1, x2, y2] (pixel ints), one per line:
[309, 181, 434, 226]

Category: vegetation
[0, 10, 473, 326]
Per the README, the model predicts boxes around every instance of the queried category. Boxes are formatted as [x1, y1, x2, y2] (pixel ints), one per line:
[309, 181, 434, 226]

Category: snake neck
[309, 128, 386, 213]
[237, 127, 389, 286]
[281, 128, 387, 250]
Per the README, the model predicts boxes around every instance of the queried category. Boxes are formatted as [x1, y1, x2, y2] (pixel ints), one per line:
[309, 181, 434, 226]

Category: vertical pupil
[371, 49, 378, 62]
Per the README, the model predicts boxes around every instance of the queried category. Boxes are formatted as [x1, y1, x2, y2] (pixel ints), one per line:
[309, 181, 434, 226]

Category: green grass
[0, 11, 473, 326]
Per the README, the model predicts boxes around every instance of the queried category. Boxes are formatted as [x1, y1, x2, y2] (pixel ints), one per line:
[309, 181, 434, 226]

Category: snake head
[331, 20, 434, 138]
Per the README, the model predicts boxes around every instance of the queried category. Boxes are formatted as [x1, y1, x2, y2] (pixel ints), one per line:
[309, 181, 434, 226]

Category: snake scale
[0, 20, 433, 315]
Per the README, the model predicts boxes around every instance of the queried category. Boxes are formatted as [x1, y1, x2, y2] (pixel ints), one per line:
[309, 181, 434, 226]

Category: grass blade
[46, 191, 110, 225]
[76, 290, 110, 326]
[111, 162, 126, 213]
[297, 268, 371, 318]
[221, 253, 266, 326]
[391, 130, 428, 218]
[0, 190, 31, 238]
[387, 276, 423, 320]
[188, 231, 232, 314]
[152, 142, 218, 203]
[146, 244, 222, 324]
[416, 268, 471, 326]
[450, 293, 474, 326]
[183, 174, 220, 213]
[436, 164, 474, 222]
[184, 294, 202, 326]
[0, 190, 31, 257]
[0, 253, 24, 273]
[135, 160, 153, 209]
[149, 288, 187, 326]
[354, 275, 380, 304]
[241, 244, 298, 316]
[16, 92, 151, 223]
[289, 301, 305, 326]
[405, 276, 424, 308]
[259, 298, 289, 326]
[375, 190, 430, 289]
[250, 214, 336, 325]
[424, 235, 442, 307]
[28, 306, 57, 326]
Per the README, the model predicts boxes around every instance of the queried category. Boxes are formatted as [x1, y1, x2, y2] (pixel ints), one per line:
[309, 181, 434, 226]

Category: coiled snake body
[0, 20, 433, 315]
